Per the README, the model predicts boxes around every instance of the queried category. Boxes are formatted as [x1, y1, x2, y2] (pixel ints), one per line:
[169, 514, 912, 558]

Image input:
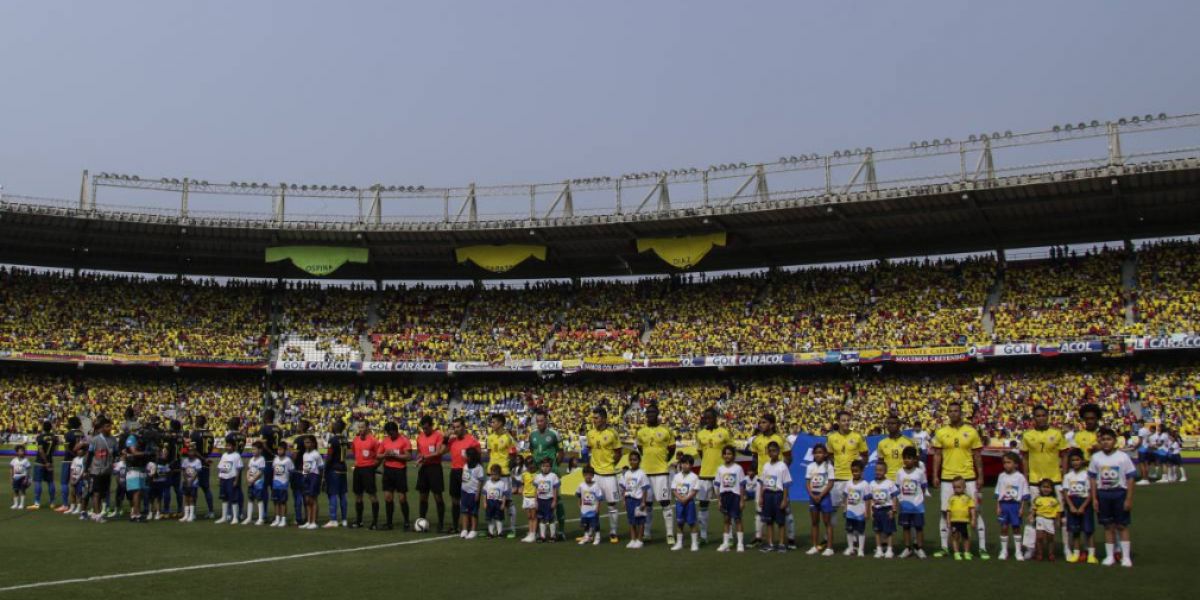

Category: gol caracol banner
[636, 232, 726, 269]
[265, 246, 368, 276]
[455, 244, 547, 273]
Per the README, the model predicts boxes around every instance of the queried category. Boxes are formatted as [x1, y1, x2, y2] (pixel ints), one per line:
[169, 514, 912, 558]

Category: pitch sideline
[0, 532, 459, 593]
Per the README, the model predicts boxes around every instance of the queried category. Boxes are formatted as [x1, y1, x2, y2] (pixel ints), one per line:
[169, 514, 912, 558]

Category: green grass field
[1, 470, 1195, 599]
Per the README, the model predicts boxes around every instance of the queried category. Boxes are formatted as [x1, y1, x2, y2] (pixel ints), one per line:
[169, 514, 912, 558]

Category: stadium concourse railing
[2, 112, 1199, 228]
[2, 333, 1199, 373]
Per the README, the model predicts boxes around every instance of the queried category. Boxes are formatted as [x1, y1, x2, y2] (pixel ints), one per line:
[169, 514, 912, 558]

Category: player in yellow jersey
[826, 411, 869, 514]
[931, 401, 986, 559]
[635, 405, 676, 542]
[586, 407, 623, 543]
[1020, 404, 1067, 559]
[695, 408, 732, 545]
[1072, 403, 1102, 462]
[747, 414, 793, 548]
[486, 414, 518, 537]
[876, 415, 914, 481]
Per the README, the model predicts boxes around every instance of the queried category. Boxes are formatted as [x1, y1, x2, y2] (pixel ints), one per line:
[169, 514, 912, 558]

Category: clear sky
[1, 0, 1197, 217]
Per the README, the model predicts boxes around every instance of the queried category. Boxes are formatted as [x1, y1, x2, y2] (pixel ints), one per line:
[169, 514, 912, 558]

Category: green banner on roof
[265, 246, 368, 276]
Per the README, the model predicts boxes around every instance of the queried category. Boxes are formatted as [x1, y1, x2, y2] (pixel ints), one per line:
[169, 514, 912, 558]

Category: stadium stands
[2, 240, 1200, 442]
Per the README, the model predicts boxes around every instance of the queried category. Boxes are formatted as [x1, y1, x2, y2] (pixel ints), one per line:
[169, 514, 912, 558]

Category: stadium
[2, 3, 1199, 599]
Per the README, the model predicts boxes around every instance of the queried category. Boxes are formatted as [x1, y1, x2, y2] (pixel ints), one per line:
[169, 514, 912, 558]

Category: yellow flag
[455, 244, 547, 273]
[636, 232, 727, 269]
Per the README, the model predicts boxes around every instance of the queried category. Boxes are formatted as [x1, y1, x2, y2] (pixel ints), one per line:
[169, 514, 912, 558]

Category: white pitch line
[0, 532, 458, 593]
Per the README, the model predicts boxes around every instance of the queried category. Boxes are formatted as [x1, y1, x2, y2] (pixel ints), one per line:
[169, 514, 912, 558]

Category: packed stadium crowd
[2, 360, 1194, 441]
[3, 243, 1200, 365]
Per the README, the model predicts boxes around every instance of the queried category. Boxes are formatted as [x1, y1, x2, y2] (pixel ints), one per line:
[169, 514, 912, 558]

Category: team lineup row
[9, 399, 1160, 567]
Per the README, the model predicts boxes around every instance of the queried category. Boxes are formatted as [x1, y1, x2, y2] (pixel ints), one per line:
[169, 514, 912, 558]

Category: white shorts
[696, 479, 716, 502]
[522, 497, 536, 510]
[1035, 516, 1057, 534]
[939, 479, 978, 509]
[831, 480, 849, 508]
[596, 475, 619, 504]
[648, 474, 670, 503]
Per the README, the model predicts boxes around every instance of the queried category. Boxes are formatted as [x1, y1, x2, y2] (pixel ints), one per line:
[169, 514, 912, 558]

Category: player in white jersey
[180, 448, 203, 522]
[895, 446, 928, 558]
[670, 455, 701, 551]
[270, 446, 295, 527]
[618, 451, 652, 548]
[301, 437, 325, 530]
[869, 462, 899, 558]
[576, 466, 604, 545]
[483, 464, 512, 539]
[214, 447, 243, 524]
[245, 443, 267, 525]
[532, 458, 561, 542]
[1134, 423, 1152, 484]
[9, 446, 31, 510]
[1169, 431, 1186, 483]
[994, 452, 1030, 561]
[1089, 428, 1136, 567]
[715, 447, 747, 552]
[842, 461, 871, 557]
[805, 443, 836, 556]
[757, 441, 792, 553]
[1062, 449, 1096, 563]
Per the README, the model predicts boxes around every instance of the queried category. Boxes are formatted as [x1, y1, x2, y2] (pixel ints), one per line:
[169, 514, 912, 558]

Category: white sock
[939, 519, 950, 549]
[644, 507, 652, 539]
[975, 514, 987, 550]
[608, 505, 619, 536]
[1001, 535, 1010, 552]
[722, 532, 730, 545]
[1062, 524, 1071, 556]
[691, 532, 698, 546]
[508, 504, 516, 532]
[549, 523, 557, 538]
[231, 504, 239, 522]
[1120, 540, 1131, 558]
[676, 533, 684, 545]
[736, 531, 744, 545]
[1105, 542, 1115, 558]
[859, 533, 866, 554]
[538, 523, 546, 538]
[221, 502, 228, 520]
[664, 505, 674, 538]
[1022, 525, 1035, 555]
[754, 518, 763, 539]
[697, 508, 708, 540]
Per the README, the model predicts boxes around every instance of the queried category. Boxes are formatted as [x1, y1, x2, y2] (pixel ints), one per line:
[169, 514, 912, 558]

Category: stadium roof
[2, 116, 1199, 279]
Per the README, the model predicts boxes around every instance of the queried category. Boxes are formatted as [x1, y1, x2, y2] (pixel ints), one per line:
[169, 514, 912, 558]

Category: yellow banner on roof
[636, 232, 726, 269]
[455, 244, 547, 273]
[265, 246, 368, 276]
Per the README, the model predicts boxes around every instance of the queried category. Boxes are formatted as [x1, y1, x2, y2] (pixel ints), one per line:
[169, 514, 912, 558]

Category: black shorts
[353, 466, 378, 495]
[449, 468, 463, 497]
[91, 473, 112, 498]
[951, 522, 970, 538]
[416, 464, 444, 494]
[382, 467, 408, 493]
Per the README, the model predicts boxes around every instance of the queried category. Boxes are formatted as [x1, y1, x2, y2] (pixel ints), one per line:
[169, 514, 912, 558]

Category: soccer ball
[413, 518, 429, 532]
